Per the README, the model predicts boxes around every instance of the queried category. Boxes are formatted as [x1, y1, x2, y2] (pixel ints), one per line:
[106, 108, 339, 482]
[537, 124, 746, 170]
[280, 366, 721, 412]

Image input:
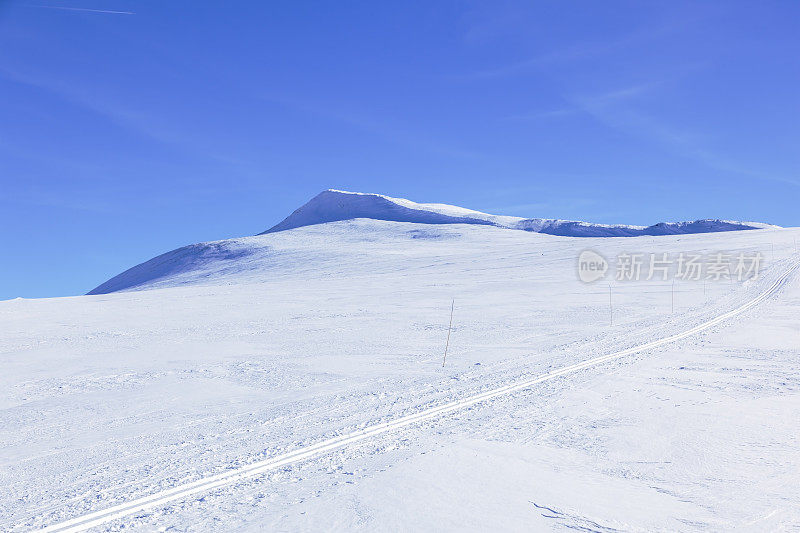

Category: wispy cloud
[505, 81, 656, 123]
[505, 107, 579, 122]
[0, 65, 184, 148]
[578, 83, 656, 108]
[467, 22, 686, 80]
[568, 83, 800, 188]
[504, 74, 799, 189]
[261, 93, 481, 160]
[28, 5, 134, 15]
[0, 66, 254, 197]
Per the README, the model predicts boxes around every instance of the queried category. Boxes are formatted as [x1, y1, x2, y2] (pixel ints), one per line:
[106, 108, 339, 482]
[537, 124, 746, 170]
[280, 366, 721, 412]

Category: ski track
[37, 257, 800, 533]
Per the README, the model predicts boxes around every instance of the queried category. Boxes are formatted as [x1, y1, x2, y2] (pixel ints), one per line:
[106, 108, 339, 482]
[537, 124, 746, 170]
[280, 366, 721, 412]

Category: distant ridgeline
[262, 189, 774, 237]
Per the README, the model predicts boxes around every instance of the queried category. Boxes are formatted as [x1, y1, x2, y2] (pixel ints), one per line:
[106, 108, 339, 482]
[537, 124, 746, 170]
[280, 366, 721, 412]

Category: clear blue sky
[1, 1, 798, 299]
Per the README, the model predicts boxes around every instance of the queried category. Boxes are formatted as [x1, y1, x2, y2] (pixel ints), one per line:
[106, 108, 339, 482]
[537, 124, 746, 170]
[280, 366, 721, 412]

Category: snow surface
[2, 205, 800, 532]
[262, 189, 775, 237]
[90, 190, 776, 295]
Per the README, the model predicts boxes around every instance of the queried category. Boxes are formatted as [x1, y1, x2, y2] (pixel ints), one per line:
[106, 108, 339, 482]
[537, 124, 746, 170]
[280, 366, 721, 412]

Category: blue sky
[1, 1, 798, 299]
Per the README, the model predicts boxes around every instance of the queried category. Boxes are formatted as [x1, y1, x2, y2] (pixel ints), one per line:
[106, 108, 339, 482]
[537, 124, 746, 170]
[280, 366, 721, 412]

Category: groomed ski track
[40, 258, 800, 533]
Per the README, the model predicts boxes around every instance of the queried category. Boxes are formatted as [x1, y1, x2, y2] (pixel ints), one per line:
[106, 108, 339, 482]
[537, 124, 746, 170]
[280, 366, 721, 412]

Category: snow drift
[262, 190, 773, 237]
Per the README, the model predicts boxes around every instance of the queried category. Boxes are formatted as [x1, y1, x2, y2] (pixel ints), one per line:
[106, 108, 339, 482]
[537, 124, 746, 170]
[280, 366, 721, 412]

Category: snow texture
[2, 194, 799, 532]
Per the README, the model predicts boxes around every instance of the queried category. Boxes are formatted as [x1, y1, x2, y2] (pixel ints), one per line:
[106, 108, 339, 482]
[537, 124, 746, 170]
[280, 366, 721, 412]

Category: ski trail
[39, 259, 800, 533]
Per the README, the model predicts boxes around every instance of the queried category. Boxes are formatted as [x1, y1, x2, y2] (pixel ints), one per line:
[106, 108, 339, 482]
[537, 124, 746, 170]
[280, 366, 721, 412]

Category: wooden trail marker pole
[442, 299, 454, 368]
[671, 279, 675, 314]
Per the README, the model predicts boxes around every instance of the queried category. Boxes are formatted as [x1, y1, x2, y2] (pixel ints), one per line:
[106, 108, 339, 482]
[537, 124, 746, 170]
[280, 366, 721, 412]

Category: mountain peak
[260, 189, 519, 234]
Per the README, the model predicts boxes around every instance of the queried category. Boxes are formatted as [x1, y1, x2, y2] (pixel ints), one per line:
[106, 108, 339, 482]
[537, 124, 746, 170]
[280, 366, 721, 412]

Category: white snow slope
[2, 195, 799, 532]
[89, 190, 776, 295]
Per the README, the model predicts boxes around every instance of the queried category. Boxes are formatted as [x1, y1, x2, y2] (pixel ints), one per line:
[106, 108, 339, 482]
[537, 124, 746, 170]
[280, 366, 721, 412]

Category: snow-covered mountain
[262, 189, 774, 237]
[6, 189, 800, 532]
[88, 189, 776, 295]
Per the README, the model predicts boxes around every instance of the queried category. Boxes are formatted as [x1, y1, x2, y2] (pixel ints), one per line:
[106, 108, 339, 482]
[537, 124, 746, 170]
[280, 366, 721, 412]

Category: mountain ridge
[262, 189, 774, 237]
